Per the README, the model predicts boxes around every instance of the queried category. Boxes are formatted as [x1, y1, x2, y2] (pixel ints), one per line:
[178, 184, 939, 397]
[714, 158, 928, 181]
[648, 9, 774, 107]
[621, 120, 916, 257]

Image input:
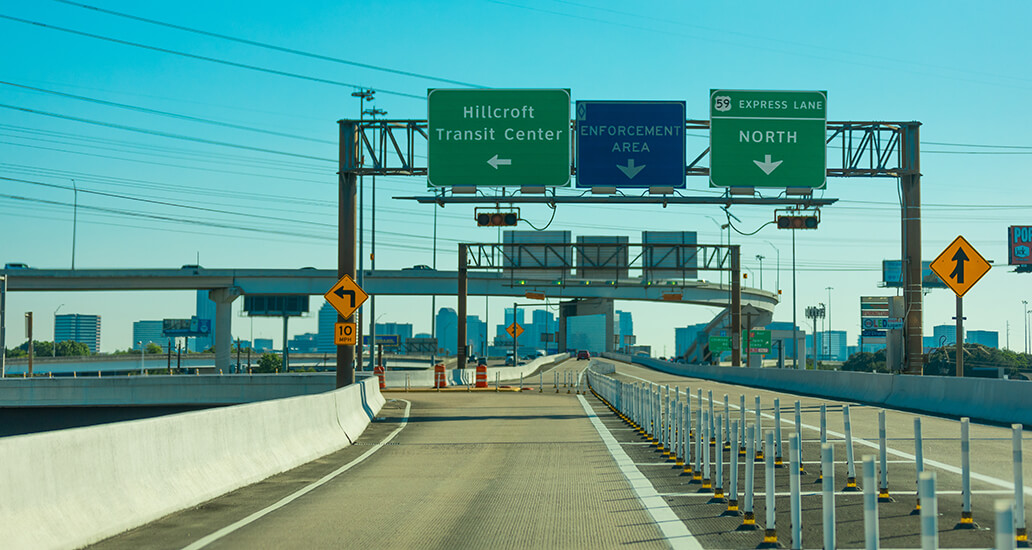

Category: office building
[566, 314, 606, 354]
[675, 323, 710, 358]
[254, 338, 274, 352]
[933, 324, 961, 347]
[193, 290, 216, 352]
[55, 313, 101, 354]
[317, 301, 337, 353]
[288, 333, 319, 353]
[132, 320, 168, 351]
[615, 311, 634, 352]
[435, 308, 458, 355]
[966, 330, 999, 348]
[815, 330, 848, 362]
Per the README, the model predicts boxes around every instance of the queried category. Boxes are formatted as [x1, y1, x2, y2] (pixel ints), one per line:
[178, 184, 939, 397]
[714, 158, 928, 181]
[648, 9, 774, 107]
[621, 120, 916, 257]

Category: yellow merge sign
[324, 274, 369, 319]
[335, 322, 357, 345]
[506, 322, 524, 339]
[929, 235, 990, 297]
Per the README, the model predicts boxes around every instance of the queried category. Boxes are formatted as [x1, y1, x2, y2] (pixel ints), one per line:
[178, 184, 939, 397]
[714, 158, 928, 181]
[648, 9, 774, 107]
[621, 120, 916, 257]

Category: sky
[1, 0, 1031, 355]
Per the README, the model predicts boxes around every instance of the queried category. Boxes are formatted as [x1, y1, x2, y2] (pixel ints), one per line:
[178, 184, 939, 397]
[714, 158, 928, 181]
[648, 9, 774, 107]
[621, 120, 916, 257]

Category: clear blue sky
[2, 0, 1030, 354]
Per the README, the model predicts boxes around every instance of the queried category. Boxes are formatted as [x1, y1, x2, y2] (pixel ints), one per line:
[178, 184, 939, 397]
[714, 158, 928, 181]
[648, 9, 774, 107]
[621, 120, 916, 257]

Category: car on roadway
[402, 265, 434, 271]
[4, 263, 30, 269]
[576, 350, 591, 360]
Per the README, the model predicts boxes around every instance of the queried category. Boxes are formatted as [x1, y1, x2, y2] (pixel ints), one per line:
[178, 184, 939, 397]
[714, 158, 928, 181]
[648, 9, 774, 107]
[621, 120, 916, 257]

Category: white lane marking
[578, 394, 703, 550]
[617, 370, 1032, 496]
[659, 489, 1014, 498]
[182, 399, 412, 550]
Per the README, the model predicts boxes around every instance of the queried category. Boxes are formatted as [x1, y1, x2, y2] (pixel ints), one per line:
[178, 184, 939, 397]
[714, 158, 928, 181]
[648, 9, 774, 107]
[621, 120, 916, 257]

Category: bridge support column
[209, 287, 242, 374]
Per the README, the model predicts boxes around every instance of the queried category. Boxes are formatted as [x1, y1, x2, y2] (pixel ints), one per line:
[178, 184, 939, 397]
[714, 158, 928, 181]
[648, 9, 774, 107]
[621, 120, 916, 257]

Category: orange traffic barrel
[434, 363, 447, 388]
[373, 365, 386, 390]
[475, 363, 488, 388]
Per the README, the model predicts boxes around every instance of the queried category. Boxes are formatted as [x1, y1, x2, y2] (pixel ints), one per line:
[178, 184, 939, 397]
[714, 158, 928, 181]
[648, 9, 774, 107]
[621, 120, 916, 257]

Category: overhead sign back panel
[428, 89, 571, 187]
[710, 89, 827, 189]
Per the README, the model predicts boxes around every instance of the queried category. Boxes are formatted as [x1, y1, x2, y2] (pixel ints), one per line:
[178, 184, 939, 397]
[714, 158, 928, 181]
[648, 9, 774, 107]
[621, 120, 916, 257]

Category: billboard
[162, 317, 211, 336]
[243, 295, 309, 317]
[881, 260, 946, 289]
[1009, 226, 1032, 266]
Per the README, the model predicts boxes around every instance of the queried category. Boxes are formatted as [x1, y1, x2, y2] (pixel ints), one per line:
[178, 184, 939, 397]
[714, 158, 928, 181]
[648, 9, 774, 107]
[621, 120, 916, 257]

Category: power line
[0, 14, 426, 100]
[0, 103, 335, 162]
[0, 80, 336, 144]
[50, 0, 485, 89]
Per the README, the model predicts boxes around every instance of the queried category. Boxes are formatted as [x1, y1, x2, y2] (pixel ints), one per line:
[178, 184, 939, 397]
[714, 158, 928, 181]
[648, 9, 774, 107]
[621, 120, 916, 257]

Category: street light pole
[364, 104, 387, 372]
[826, 287, 833, 361]
[766, 241, 781, 296]
[351, 88, 374, 371]
[792, 227, 798, 369]
[1024, 300, 1029, 354]
[756, 255, 765, 291]
[139, 341, 144, 374]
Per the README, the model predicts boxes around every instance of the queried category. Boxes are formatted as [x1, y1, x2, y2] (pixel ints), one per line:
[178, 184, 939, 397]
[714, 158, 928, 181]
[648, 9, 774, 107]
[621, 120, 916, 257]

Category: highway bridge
[0, 266, 778, 372]
[3, 355, 1028, 549]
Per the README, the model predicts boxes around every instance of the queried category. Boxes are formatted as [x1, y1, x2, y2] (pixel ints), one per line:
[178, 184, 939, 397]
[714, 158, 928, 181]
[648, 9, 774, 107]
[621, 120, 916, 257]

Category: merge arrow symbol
[950, 246, 969, 284]
[616, 159, 645, 179]
[487, 154, 512, 169]
[753, 154, 783, 175]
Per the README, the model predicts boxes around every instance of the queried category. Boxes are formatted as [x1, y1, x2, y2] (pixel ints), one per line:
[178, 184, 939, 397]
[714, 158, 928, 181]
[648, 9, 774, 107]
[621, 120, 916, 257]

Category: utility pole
[900, 122, 924, 375]
[364, 105, 386, 373]
[335, 118, 359, 388]
[791, 226, 798, 368]
[826, 286, 833, 361]
[351, 88, 374, 372]
[25, 312, 33, 377]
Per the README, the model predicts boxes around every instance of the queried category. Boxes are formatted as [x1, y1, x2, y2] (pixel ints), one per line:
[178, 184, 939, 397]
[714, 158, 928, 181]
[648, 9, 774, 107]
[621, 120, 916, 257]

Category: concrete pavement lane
[91, 389, 668, 549]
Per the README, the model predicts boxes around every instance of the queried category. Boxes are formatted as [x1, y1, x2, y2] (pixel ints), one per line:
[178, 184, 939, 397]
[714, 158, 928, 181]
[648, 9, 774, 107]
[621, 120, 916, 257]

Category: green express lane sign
[709, 90, 827, 189]
[428, 89, 571, 187]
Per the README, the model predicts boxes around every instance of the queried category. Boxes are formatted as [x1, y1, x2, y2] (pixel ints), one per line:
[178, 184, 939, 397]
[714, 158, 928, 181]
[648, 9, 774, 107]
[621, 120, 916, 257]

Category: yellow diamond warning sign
[506, 322, 523, 339]
[324, 274, 369, 319]
[929, 235, 991, 297]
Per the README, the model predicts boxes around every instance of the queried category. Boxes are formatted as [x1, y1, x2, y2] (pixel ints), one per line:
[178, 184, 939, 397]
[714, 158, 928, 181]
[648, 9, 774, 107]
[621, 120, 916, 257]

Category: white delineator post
[919, 472, 938, 550]
[843, 404, 858, 491]
[822, 443, 836, 550]
[763, 430, 778, 546]
[790, 433, 802, 550]
[862, 455, 880, 550]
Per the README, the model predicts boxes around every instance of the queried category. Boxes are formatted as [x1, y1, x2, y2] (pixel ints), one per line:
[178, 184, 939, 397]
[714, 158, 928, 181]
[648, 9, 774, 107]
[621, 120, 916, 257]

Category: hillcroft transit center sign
[428, 89, 571, 187]
[709, 89, 827, 189]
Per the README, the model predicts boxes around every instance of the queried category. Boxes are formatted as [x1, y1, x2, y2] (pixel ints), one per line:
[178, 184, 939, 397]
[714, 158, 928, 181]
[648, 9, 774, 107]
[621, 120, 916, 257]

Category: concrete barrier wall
[605, 354, 1032, 426]
[382, 353, 571, 388]
[0, 375, 385, 550]
[0, 372, 338, 407]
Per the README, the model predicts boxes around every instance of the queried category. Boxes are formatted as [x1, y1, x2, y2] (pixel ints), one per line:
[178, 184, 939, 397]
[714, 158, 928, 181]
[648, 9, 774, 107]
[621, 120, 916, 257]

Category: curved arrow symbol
[334, 287, 356, 307]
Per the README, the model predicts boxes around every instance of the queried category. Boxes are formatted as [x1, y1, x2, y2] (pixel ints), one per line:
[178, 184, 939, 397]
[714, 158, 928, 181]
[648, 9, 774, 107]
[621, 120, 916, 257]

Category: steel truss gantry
[335, 118, 924, 383]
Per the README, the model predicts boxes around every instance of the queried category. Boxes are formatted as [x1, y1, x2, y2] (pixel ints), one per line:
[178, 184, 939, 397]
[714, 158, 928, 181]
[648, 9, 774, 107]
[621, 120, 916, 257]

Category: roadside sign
[506, 322, 524, 339]
[862, 318, 904, 330]
[929, 236, 991, 297]
[862, 329, 886, 338]
[334, 323, 356, 345]
[323, 274, 369, 319]
[709, 89, 827, 189]
[428, 89, 571, 187]
[1009, 226, 1032, 266]
[708, 335, 731, 353]
[744, 329, 771, 353]
[363, 334, 400, 346]
[574, 101, 685, 188]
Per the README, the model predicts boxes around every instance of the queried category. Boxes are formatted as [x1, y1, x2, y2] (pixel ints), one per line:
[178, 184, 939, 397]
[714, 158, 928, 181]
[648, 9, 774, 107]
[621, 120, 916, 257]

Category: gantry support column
[457, 244, 468, 369]
[901, 122, 923, 375]
[209, 286, 242, 374]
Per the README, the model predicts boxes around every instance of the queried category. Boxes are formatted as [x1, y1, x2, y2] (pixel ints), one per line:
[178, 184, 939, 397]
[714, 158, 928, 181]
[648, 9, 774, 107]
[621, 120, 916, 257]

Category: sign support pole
[731, 245, 741, 367]
[901, 122, 923, 375]
[513, 301, 518, 368]
[956, 296, 964, 377]
[336, 120, 358, 389]
[457, 244, 468, 370]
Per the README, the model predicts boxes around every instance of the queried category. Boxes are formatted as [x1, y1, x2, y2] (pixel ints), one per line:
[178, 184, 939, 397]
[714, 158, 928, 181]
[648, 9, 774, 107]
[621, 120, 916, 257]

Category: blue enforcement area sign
[575, 101, 686, 188]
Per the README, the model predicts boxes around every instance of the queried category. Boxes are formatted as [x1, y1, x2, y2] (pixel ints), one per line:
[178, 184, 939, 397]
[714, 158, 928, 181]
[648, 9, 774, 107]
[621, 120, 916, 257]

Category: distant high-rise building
[815, 330, 848, 362]
[504, 308, 526, 328]
[933, 324, 961, 347]
[675, 323, 710, 358]
[615, 310, 634, 351]
[132, 320, 168, 351]
[566, 314, 607, 354]
[55, 313, 101, 353]
[193, 290, 216, 352]
[288, 333, 319, 353]
[435, 308, 458, 355]
[254, 338, 274, 352]
[317, 301, 337, 353]
[966, 330, 999, 348]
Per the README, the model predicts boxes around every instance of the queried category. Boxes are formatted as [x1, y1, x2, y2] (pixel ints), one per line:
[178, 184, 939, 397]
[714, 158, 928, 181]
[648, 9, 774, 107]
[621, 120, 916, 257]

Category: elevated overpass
[1, 267, 777, 371]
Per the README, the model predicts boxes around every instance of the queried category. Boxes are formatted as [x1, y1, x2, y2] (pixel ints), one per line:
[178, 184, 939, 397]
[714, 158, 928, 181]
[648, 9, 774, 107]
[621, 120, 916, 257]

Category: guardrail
[603, 353, 1032, 426]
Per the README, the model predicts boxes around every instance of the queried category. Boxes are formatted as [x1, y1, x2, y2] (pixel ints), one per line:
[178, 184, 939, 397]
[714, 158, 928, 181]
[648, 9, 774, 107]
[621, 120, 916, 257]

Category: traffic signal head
[776, 215, 819, 230]
[475, 208, 518, 227]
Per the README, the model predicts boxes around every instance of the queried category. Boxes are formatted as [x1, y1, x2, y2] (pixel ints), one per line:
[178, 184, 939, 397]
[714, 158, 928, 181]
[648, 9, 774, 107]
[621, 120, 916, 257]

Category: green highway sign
[709, 89, 827, 189]
[708, 335, 731, 353]
[744, 329, 771, 354]
[428, 89, 571, 187]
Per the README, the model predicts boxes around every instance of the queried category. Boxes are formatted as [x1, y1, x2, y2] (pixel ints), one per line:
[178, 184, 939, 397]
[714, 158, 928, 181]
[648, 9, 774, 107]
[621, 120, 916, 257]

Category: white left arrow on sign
[487, 154, 512, 169]
[753, 154, 783, 175]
